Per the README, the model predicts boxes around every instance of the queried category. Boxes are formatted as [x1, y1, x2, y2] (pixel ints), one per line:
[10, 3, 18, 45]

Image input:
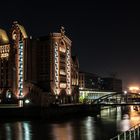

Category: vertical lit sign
[66, 47, 71, 95]
[54, 42, 59, 95]
[18, 41, 24, 97]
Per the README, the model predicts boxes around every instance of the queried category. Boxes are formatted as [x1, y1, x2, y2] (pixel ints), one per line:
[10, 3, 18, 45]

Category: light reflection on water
[51, 123, 73, 140]
[51, 116, 95, 140]
[0, 121, 32, 140]
[0, 106, 140, 140]
[116, 106, 140, 132]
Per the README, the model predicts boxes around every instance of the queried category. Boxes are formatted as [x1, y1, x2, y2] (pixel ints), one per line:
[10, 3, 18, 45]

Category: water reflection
[84, 117, 95, 140]
[0, 106, 140, 140]
[5, 123, 12, 140]
[117, 114, 130, 131]
[52, 123, 73, 140]
[0, 121, 32, 140]
[99, 105, 140, 139]
[116, 105, 140, 132]
[51, 116, 95, 140]
[129, 106, 140, 126]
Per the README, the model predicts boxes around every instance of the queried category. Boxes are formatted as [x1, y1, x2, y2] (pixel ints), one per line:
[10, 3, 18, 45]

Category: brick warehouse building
[0, 21, 79, 106]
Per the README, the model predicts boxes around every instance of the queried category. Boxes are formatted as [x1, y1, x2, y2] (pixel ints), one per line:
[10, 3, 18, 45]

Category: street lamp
[124, 91, 127, 94]
[25, 99, 30, 104]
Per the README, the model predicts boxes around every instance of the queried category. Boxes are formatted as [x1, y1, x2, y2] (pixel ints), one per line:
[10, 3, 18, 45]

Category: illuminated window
[59, 41, 66, 53]
[60, 69, 66, 75]
[60, 83, 66, 88]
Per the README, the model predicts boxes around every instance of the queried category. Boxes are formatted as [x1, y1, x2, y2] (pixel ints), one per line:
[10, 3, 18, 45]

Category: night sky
[1, 1, 140, 90]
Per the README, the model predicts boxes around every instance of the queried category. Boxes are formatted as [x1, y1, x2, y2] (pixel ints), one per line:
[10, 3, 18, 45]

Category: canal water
[0, 106, 140, 140]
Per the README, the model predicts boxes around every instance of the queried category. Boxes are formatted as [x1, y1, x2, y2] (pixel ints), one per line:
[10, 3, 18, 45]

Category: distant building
[79, 72, 100, 90]
[79, 72, 122, 103]
[100, 77, 122, 92]
[0, 22, 79, 105]
[71, 56, 79, 103]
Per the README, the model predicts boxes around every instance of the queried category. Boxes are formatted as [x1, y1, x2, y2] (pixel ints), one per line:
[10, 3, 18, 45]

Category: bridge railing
[110, 123, 140, 140]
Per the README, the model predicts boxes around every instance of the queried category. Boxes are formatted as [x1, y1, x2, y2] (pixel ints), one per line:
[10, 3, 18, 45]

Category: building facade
[26, 29, 79, 104]
[100, 77, 122, 92]
[50, 30, 73, 103]
[79, 72, 100, 90]
[0, 22, 79, 105]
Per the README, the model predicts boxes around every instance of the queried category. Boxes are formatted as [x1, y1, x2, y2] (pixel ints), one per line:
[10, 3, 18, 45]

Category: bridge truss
[92, 92, 140, 105]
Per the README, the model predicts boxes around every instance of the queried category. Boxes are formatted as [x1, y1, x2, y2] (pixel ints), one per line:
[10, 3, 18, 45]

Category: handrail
[110, 123, 140, 140]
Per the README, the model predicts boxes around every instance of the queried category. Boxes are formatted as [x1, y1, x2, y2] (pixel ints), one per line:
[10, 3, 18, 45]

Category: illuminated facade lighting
[53, 38, 72, 95]
[49, 28, 80, 103]
[54, 42, 59, 95]
[66, 46, 71, 95]
[18, 41, 24, 97]
[0, 23, 79, 104]
[11, 21, 28, 98]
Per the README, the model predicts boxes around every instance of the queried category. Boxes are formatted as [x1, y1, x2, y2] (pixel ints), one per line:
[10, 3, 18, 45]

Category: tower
[50, 27, 72, 103]
[11, 21, 28, 98]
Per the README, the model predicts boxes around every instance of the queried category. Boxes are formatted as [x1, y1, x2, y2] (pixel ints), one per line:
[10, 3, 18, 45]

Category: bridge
[91, 92, 140, 106]
[105, 93, 140, 140]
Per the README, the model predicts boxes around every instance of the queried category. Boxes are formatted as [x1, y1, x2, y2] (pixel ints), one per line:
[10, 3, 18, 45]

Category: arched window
[59, 40, 66, 53]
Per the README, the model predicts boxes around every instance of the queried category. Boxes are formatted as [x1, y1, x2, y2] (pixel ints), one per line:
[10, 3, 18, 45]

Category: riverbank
[0, 104, 100, 119]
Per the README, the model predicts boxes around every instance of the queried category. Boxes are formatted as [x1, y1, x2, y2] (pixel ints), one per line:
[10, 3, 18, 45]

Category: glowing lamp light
[129, 87, 139, 91]
[129, 86, 140, 93]
[124, 91, 127, 94]
[25, 99, 30, 104]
